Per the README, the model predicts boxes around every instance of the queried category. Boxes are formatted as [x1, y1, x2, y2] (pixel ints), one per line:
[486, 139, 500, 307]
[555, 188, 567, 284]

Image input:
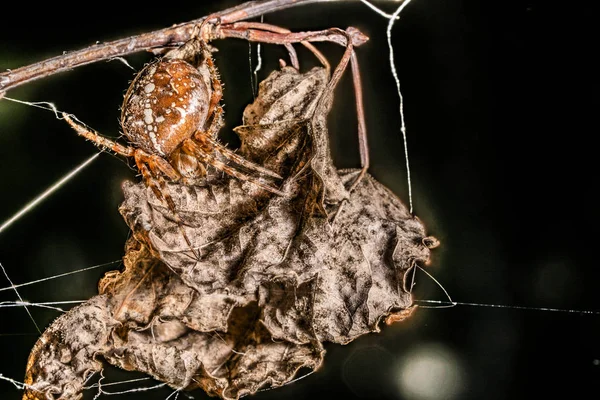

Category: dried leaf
[23, 66, 438, 400]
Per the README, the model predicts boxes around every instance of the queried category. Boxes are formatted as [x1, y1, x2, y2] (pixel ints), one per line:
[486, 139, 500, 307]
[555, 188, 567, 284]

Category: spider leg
[204, 135, 282, 179]
[317, 32, 368, 192]
[216, 25, 368, 55]
[64, 113, 200, 258]
[204, 104, 225, 139]
[65, 114, 183, 183]
[134, 154, 170, 207]
[198, 40, 224, 127]
[63, 113, 134, 157]
[348, 50, 368, 193]
[195, 105, 282, 179]
[134, 152, 201, 261]
[222, 22, 328, 71]
[183, 139, 286, 196]
[134, 150, 182, 182]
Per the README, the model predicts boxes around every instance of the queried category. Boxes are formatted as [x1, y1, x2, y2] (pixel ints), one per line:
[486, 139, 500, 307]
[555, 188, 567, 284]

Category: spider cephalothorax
[65, 36, 283, 202]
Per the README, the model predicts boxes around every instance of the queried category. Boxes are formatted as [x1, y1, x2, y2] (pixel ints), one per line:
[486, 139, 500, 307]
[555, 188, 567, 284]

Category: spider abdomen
[121, 59, 210, 156]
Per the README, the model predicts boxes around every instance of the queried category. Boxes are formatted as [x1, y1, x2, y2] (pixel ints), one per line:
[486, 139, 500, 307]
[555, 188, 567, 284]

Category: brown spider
[64, 20, 372, 212]
[64, 34, 285, 209]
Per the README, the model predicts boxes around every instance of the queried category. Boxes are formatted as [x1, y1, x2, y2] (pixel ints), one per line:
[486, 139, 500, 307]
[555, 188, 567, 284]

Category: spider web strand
[0, 300, 86, 313]
[0, 259, 120, 292]
[359, 0, 402, 19]
[386, 0, 414, 214]
[0, 153, 100, 235]
[415, 299, 600, 315]
[0, 262, 40, 334]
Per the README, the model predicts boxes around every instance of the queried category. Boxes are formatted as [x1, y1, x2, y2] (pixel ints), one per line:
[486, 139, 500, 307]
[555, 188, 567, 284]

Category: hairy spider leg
[134, 158, 202, 262]
[63, 114, 134, 157]
[134, 152, 180, 208]
[197, 105, 282, 179]
[198, 39, 224, 127]
[182, 138, 286, 196]
[134, 151, 181, 181]
[64, 113, 182, 180]
[206, 135, 283, 179]
[64, 97, 282, 197]
[63, 114, 202, 262]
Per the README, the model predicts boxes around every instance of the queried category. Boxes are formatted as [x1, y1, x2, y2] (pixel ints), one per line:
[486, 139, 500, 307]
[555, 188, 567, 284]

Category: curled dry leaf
[23, 66, 439, 400]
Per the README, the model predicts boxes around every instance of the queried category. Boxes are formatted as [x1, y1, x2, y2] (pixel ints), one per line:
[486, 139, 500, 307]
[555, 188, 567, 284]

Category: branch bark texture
[0, 0, 381, 95]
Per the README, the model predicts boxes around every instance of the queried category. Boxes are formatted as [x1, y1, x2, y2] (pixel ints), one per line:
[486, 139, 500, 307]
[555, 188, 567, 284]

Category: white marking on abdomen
[143, 108, 154, 124]
[148, 128, 163, 155]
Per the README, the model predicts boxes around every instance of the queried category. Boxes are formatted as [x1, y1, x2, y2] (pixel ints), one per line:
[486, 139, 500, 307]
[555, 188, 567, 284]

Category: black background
[0, 1, 597, 399]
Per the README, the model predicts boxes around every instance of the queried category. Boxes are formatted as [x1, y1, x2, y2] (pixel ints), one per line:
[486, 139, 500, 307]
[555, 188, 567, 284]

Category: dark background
[0, 1, 597, 399]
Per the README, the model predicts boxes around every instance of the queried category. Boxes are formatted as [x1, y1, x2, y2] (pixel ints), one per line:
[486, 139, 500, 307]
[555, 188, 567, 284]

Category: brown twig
[0, 0, 367, 95]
